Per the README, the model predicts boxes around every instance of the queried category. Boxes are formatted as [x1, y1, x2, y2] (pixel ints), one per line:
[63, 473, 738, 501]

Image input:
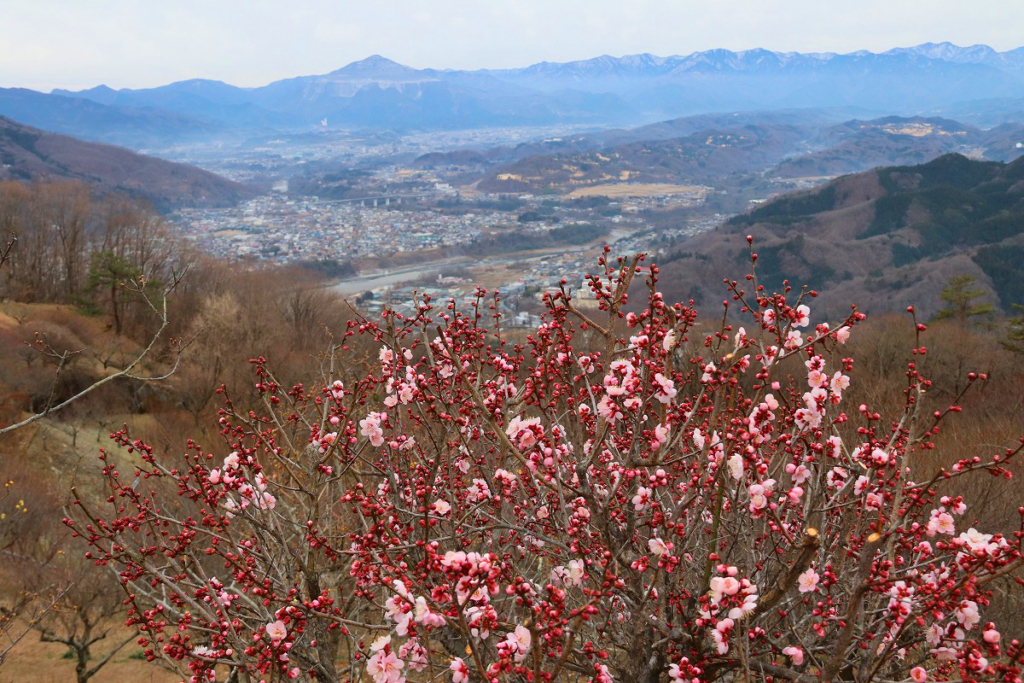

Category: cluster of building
[168, 164, 724, 330]
[171, 195, 512, 262]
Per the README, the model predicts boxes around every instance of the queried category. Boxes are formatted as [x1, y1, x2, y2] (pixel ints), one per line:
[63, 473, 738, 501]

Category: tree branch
[0, 288, 180, 435]
[754, 528, 819, 618]
[85, 630, 139, 680]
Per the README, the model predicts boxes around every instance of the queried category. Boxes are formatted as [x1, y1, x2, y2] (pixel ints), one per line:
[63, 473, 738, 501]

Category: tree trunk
[619, 622, 666, 683]
[75, 643, 90, 683]
[110, 283, 121, 335]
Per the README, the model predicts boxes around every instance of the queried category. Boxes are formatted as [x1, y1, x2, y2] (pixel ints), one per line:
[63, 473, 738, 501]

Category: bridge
[315, 193, 433, 208]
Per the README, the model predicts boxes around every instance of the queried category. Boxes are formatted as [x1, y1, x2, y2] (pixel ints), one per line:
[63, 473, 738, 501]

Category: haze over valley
[3, 42, 1024, 321]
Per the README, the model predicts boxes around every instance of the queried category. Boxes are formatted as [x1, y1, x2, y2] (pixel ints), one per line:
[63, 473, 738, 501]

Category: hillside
[408, 110, 854, 175]
[0, 116, 253, 209]
[472, 114, 1024, 196]
[658, 153, 1024, 318]
[478, 123, 810, 193]
[773, 116, 1024, 177]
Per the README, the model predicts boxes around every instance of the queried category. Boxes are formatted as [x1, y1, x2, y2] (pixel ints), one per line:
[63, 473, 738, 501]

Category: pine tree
[1002, 303, 1024, 353]
[85, 251, 158, 335]
[935, 274, 995, 326]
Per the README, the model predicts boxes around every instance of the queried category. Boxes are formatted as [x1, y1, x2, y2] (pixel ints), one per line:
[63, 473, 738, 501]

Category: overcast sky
[3, 0, 1024, 91]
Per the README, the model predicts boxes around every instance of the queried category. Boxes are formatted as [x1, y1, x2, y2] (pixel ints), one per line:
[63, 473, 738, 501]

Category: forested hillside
[659, 153, 1024, 317]
[0, 116, 253, 210]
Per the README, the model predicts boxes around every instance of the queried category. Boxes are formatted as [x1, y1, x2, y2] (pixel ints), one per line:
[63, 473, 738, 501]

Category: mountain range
[3, 43, 1024, 148]
[0, 87, 223, 148]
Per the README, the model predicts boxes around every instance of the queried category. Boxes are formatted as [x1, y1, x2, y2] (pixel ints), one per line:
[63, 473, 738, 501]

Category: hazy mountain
[883, 42, 1024, 70]
[484, 46, 1024, 117]
[0, 115, 253, 209]
[590, 107, 862, 146]
[772, 116, 1024, 177]
[478, 122, 812, 193]
[474, 112, 1015, 193]
[0, 87, 220, 148]
[658, 153, 1024, 317]
[31, 44, 1024, 143]
[934, 96, 1024, 128]
[409, 108, 865, 172]
[58, 55, 638, 133]
[54, 79, 289, 128]
[643, 53, 1017, 117]
[977, 122, 1024, 161]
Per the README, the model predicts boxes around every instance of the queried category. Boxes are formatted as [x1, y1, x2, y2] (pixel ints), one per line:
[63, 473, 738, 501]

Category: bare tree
[31, 558, 139, 683]
[0, 466, 67, 668]
[0, 234, 15, 273]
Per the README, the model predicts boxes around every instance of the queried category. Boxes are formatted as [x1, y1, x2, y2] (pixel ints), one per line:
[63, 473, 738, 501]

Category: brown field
[1, 624, 177, 683]
[563, 183, 707, 199]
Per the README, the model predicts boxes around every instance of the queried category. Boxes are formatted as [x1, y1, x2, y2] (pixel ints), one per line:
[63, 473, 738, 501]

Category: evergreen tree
[85, 251, 157, 335]
[1002, 303, 1024, 353]
[935, 274, 995, 326]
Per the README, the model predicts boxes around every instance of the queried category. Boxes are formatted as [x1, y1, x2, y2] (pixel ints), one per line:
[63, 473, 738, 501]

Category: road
[330, 258, 474, 295]
[330, 243, 593, 296]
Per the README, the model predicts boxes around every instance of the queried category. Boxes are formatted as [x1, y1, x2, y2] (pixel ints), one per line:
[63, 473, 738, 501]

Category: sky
[3, 0, 1024, 91]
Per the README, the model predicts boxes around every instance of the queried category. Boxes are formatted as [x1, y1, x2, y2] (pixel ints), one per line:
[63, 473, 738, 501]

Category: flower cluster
[698, 566, 759, 654]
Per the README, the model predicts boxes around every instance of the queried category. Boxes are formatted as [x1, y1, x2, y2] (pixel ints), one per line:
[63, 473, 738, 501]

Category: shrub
[69, 245, 1023, 683]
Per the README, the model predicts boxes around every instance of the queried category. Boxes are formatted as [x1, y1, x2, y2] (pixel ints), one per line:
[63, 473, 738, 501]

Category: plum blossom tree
[68, 244, 1023, 683]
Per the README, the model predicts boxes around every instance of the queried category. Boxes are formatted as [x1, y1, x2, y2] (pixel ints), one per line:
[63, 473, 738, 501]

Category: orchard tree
[0, 467, 68, 668]
[69, 244, 1023, 683]
[20, 549, 140, 683]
